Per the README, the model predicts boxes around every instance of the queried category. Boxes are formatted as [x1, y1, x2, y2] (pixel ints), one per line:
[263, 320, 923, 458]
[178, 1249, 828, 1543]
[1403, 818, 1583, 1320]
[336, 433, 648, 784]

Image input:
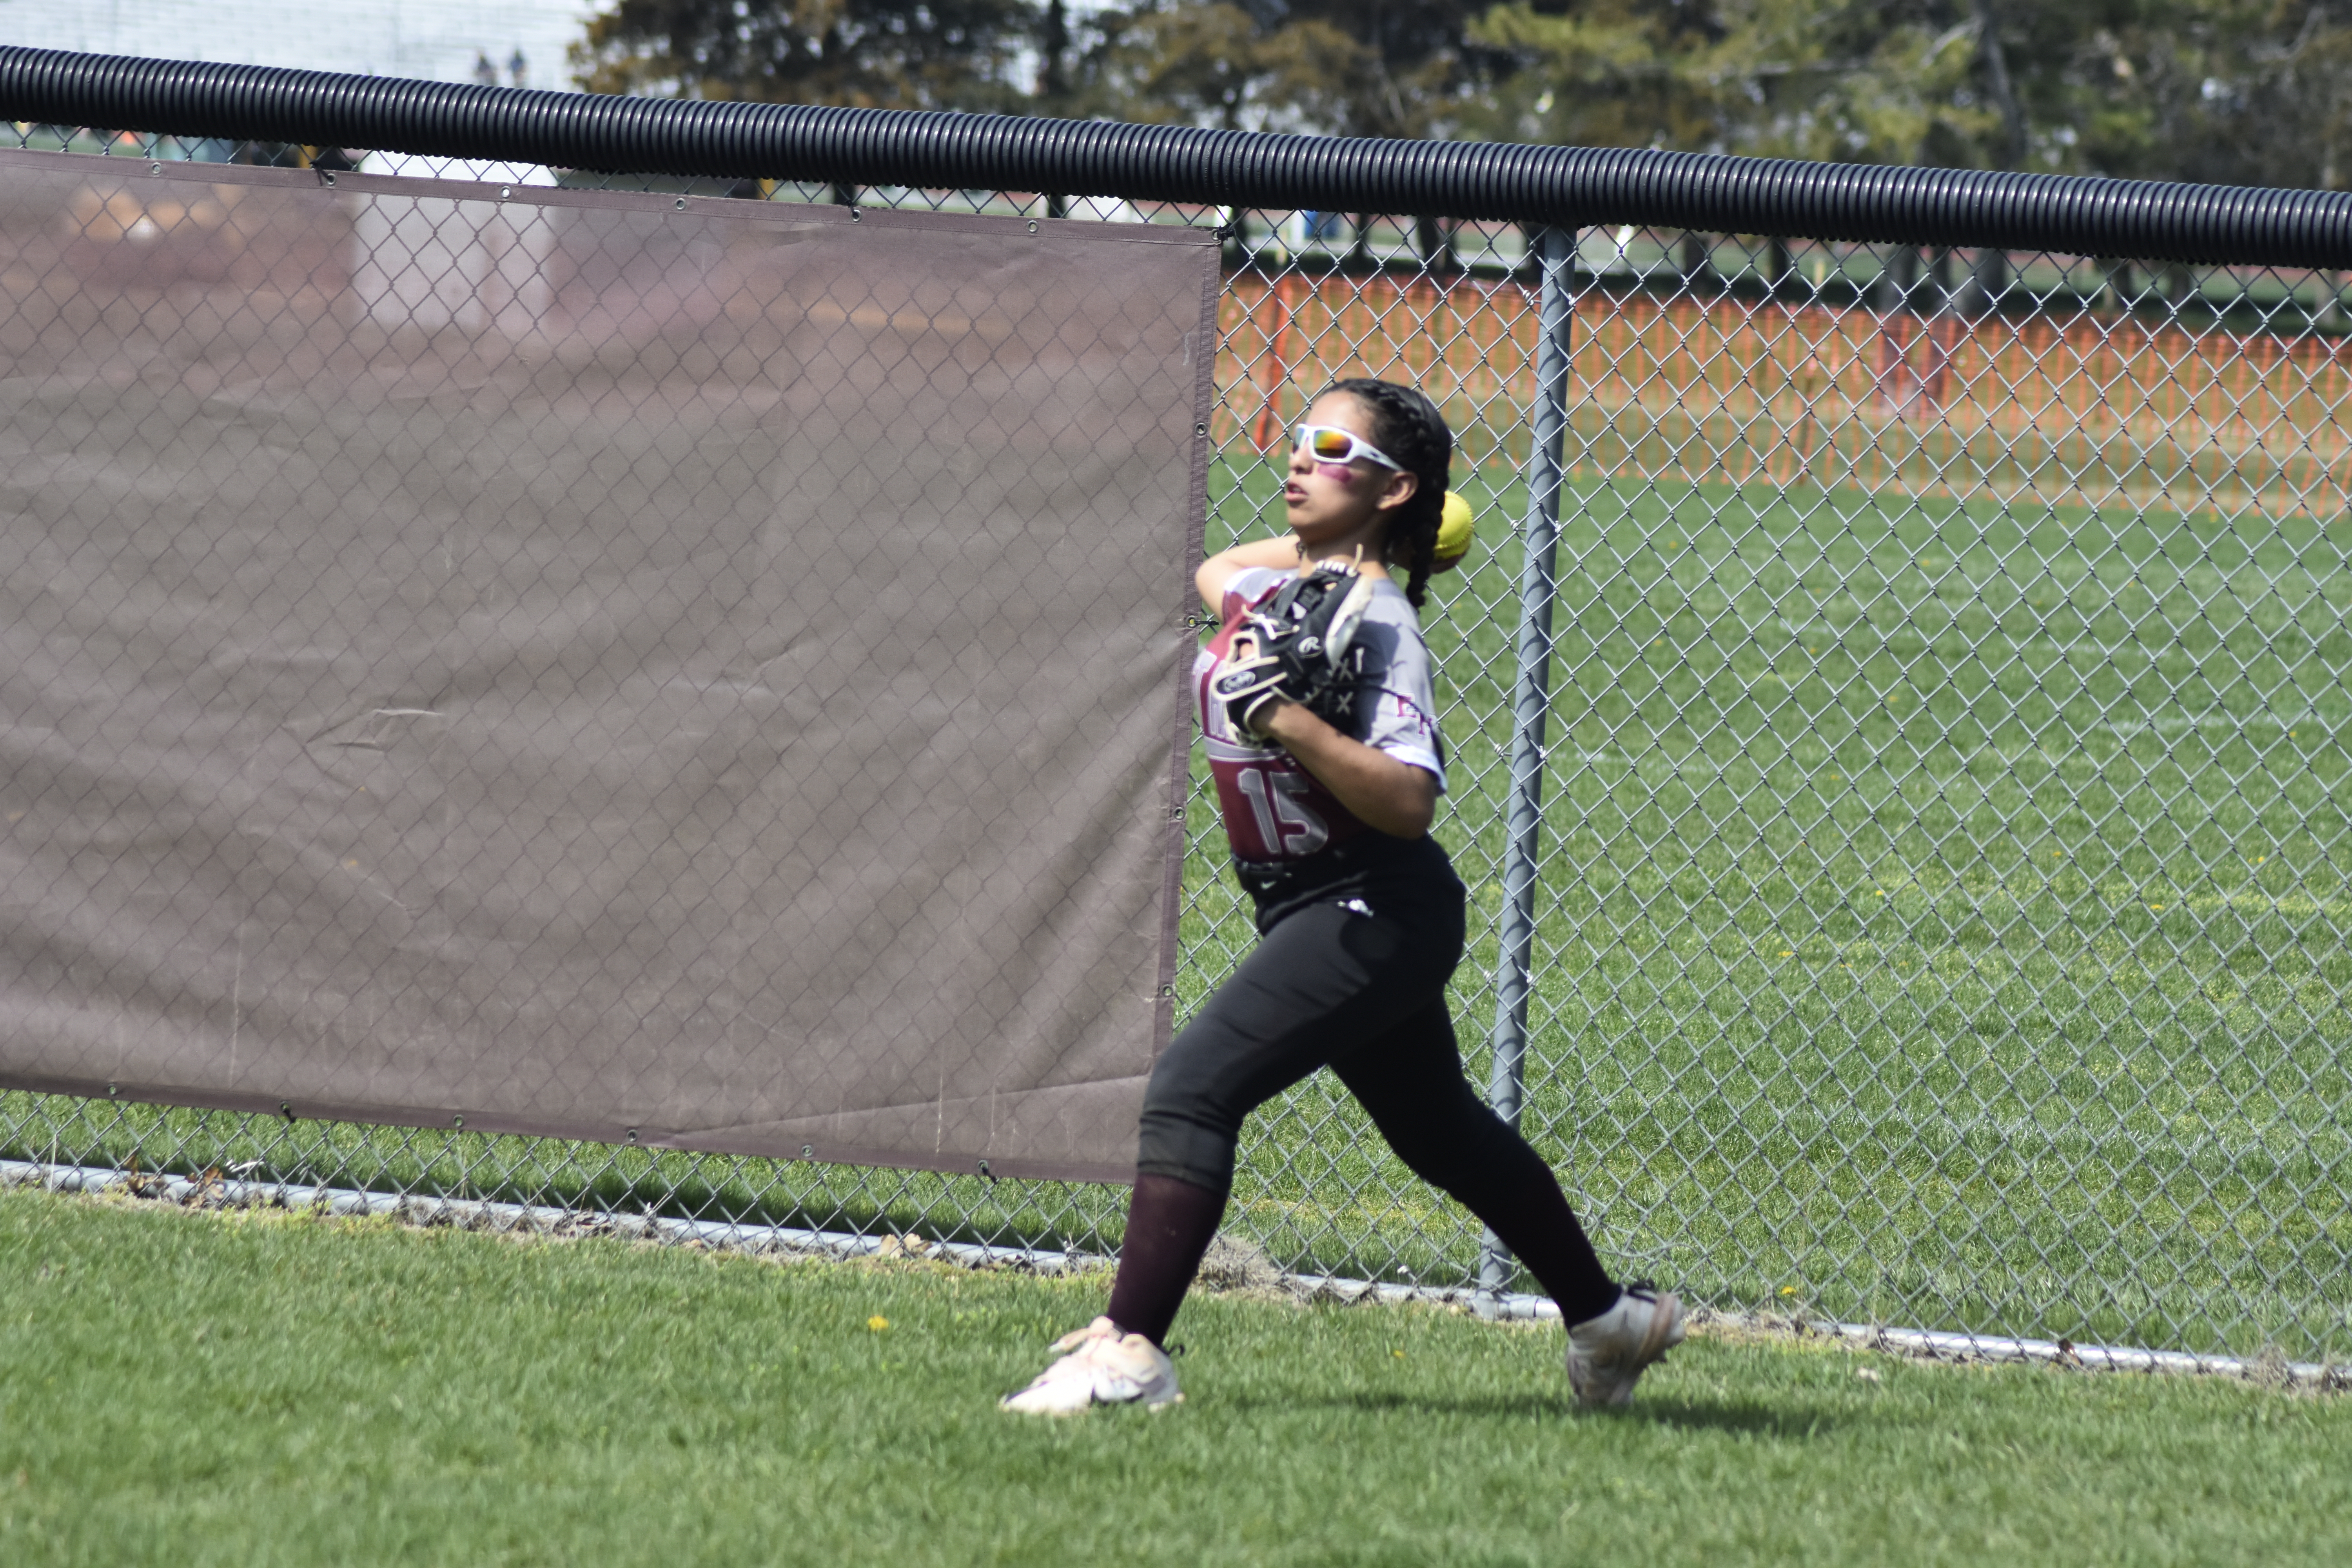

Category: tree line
[572, 2, 2352, 190]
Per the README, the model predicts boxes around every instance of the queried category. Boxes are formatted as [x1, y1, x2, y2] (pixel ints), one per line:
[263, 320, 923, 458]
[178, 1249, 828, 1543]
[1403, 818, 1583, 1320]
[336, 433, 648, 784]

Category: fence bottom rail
[6, 1156, 2338, 1393]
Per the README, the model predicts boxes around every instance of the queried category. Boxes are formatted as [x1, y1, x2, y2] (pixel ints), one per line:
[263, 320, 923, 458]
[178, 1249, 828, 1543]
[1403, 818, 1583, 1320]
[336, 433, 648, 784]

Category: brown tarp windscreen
[0, 152, 1217, 1181]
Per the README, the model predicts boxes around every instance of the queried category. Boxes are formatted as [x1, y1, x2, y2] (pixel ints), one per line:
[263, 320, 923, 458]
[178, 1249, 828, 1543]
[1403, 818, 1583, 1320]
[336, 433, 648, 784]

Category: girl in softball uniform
[1002, 379, 1683, 1414]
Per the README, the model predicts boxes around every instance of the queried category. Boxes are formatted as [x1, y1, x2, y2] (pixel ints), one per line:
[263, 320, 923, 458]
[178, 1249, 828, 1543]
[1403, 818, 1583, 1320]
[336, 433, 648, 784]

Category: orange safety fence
[1217, 270, 2352, 519]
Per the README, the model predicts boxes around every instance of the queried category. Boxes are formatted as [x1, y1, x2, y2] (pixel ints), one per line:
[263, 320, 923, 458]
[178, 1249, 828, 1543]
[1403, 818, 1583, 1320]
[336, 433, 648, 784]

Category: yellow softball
[1432, 490, 1475, 572]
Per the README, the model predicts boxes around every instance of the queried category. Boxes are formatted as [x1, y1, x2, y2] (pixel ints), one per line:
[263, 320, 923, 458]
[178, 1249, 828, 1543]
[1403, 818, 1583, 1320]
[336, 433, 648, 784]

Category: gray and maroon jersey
[1192, 564, 1447, 864]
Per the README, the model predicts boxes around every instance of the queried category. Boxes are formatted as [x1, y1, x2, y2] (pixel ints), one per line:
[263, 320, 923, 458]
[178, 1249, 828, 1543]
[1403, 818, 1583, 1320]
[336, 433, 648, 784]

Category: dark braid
[1324, 378, 1453, 608]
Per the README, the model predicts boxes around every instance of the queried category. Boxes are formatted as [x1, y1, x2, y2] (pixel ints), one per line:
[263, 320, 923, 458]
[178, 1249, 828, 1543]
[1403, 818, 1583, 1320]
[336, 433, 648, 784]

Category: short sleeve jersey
[1192, 565, 1447, 864]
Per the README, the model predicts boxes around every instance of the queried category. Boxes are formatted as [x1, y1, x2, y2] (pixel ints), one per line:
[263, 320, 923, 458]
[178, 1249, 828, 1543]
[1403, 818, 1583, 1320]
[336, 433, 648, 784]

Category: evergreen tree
[1071, 0, 1500, 136]
[1461, 0, 2352, 187]
[572, 0, 1041, 112]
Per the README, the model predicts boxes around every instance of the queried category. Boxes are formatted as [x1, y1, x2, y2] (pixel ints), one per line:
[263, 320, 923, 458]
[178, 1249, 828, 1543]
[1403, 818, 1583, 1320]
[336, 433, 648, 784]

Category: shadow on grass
[1219, 1387, 1841, 1438]
[1632, 1396, 1846, 1439]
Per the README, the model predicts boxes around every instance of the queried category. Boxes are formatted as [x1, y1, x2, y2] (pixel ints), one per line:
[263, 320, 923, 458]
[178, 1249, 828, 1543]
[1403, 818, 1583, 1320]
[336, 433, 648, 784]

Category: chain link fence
[3, 120, 2347, 1367]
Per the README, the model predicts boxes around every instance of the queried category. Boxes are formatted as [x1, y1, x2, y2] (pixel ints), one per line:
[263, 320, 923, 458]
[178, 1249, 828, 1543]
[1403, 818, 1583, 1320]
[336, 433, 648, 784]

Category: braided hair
[1323, 378, 1453, 608]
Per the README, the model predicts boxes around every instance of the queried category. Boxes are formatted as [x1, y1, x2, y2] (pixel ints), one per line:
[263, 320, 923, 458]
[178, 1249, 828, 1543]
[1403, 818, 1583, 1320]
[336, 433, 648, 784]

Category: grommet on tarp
[451, 1115, 464, 1129]
[625, 1127, 639, 1145]
[278, 1101, 294, 1123]
[106, 1083, 119, 1098]
[800, 1144, 815, 1159]
[674, 196, 686, 210]
[977, 1159, 996, 1182]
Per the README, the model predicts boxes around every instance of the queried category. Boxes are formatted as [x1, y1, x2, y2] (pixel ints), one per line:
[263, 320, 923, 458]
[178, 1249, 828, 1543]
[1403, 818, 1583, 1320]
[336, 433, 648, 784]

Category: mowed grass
[5, 462, 2346, 1367]
[4, 1186, 2349, 1568]
[1192, 460, 2352, 1363]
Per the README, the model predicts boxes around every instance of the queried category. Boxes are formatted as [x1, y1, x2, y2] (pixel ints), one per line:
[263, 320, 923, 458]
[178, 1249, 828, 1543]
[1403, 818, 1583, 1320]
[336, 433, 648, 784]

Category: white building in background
[0, 0, 600, 88]
[3, 0, 603, 182]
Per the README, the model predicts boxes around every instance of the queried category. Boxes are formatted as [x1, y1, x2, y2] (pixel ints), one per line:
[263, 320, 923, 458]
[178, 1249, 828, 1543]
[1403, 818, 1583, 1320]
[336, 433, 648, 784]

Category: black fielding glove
[1213, 647, 1300, 739]
[1231, 562, 1377, 733]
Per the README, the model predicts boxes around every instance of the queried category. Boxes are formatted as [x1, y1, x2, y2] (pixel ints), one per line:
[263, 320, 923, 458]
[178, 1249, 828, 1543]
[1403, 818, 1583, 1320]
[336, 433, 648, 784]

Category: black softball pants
[1117, 852, 1619, 1339]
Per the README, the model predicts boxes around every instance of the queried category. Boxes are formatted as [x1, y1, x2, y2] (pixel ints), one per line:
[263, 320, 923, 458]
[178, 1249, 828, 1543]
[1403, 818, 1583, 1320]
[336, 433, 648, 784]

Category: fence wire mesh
[4, 127, 2347, 1365]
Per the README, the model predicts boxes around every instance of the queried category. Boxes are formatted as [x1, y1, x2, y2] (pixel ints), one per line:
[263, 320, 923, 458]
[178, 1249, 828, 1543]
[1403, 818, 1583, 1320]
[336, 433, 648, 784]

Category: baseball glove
[1214, 561, 1378, 739]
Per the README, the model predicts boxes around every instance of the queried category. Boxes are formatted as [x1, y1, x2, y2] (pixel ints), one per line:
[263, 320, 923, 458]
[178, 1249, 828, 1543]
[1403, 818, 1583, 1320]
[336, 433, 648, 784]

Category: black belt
[1232, 832, 1427, 901]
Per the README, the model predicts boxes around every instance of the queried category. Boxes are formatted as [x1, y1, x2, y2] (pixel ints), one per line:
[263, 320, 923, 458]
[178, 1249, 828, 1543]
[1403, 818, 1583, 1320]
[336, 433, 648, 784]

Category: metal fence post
[1477, 223, 1578, 1309]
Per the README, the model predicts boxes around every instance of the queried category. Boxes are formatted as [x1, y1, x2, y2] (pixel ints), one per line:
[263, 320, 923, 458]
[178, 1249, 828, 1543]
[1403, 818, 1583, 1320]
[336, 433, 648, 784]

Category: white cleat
[1000, 1317, 1182, 1416]
[1566, 1283, 1686, 1410]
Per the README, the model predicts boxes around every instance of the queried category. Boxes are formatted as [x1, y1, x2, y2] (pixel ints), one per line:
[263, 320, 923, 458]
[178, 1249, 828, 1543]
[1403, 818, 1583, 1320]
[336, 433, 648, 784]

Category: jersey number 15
[1236, 764, 1329, 857]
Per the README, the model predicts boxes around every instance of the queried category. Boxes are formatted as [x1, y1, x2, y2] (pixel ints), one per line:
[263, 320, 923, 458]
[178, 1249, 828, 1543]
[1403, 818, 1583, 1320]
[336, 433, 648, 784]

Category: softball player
[1002, 379, 1684, 1414]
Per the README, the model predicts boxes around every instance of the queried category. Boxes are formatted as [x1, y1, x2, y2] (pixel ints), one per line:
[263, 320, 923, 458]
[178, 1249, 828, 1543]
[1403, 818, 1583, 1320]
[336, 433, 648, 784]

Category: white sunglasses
[1293, 423, 1403, 472]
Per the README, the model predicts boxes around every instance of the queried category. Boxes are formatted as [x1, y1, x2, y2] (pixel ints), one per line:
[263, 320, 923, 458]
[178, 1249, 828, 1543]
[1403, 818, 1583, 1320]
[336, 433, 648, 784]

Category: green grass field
[4, 460, 2346, 1366]
[3, 1185, 2347, 1568]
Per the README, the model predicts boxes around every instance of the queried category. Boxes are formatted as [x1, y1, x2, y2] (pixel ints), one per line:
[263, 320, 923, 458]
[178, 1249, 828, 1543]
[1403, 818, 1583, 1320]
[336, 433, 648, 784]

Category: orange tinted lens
[1307, 427, 1354, 460]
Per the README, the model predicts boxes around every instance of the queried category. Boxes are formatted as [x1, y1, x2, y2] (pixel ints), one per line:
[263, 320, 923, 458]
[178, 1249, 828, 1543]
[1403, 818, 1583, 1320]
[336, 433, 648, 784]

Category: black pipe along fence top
[4, 44, 2351, 269]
